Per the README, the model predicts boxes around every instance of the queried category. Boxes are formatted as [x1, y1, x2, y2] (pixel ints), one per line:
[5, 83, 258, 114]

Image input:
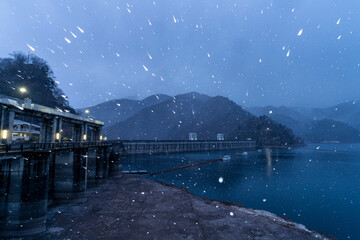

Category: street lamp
[85, 109, 90, 114]
[19, 87, 27, 94]
[1, 130, 8, 140]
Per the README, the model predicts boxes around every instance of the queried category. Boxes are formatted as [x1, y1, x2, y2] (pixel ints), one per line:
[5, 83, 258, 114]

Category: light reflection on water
[122, 144, 360, 240]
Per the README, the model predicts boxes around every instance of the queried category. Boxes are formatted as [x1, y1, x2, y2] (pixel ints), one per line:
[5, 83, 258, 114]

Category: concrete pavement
[38, 175, 333, 240]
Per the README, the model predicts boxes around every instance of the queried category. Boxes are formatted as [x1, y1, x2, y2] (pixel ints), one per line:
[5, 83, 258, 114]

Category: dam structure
[0, 95, 256, 238]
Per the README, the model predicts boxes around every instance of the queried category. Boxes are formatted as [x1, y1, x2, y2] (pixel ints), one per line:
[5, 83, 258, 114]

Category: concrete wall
[0, 153, 49, 237]
[0, 145, 120, 238]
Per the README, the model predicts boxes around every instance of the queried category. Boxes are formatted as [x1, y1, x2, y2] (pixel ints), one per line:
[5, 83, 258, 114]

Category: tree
[0, 52, 74, 112]
[234, 115, 302, 147]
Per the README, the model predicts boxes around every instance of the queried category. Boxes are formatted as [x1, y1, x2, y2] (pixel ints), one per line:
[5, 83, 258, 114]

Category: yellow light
[1, 130, 8, 140]
[83, 134, 87, 141]
[19, 87, 27, 93]
[55, 133, 60, 140]
[85, 109, 90, 114]
[99, 135, 103, 141]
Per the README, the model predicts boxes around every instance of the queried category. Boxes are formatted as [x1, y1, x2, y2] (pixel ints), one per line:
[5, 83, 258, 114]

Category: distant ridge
[102, 92, 299, 146]
[247, 103, 360, 143]
[77, 94, 171, 126]
[82, 92, 360, 143]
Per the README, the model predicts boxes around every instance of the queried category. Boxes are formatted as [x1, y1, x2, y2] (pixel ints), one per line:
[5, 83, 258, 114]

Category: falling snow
[297, 29, 303, 36]
[26, 44, 35, 51]
[70, 31, 77, 38]
[77, 26, 85, 33]
[286, 50, 290, 57]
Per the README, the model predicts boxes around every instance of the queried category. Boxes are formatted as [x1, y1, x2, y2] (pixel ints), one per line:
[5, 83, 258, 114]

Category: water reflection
[265, 148, 272, 178]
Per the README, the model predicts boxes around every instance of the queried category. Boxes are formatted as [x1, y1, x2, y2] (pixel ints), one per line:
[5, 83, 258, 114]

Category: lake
[122, 143, 360, 240]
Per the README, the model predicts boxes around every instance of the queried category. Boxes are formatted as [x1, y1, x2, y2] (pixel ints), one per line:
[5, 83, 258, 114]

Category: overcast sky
[1, 0, 359, 108]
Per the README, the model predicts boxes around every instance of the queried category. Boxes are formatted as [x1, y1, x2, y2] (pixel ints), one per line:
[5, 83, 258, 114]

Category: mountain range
[246, 102, 360, 143]
[78, 94, 171, 126]
[80, 92, 360, 143]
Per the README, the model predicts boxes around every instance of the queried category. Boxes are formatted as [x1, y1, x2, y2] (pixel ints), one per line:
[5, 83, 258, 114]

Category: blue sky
[1, 0, 359, 108]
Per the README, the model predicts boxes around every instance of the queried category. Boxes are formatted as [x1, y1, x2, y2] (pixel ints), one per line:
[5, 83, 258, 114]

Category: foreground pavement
[39, 175, 333, 240]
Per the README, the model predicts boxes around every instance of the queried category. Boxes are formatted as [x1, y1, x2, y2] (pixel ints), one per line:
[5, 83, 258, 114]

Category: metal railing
[0, 140, 256, 154]
[0, 141, 112, 154]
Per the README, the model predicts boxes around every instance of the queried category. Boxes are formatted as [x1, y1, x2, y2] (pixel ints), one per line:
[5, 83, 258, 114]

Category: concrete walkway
[40, 175, 332, 240]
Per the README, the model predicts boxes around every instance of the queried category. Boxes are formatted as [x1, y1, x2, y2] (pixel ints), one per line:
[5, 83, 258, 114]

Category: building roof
[0, 95, 104, 126]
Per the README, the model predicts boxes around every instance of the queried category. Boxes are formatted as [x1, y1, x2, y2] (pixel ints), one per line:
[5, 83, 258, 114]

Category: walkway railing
[0, 140, 256, 155]
[0, 141, 111, 154]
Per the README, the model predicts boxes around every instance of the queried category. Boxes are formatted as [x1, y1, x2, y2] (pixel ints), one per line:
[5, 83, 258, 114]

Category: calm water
[122, 144, 360, 240]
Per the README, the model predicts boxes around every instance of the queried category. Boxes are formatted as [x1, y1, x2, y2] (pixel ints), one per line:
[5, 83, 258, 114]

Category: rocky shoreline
[36, 175, 334, 240]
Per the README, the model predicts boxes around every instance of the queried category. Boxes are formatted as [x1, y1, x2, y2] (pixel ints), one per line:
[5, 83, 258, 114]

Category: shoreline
[35, 174, 334, 240]
[153, 180, 333, 240]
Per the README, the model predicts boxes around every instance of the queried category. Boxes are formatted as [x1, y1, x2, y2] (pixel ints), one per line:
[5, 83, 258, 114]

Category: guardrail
[0, 140, 257, 155]
[121, 140, 256, 154]
[0, 141, 112, 154]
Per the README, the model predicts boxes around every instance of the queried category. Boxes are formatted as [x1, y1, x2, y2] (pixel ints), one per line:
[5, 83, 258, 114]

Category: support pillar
[80, 124, 84, 142]
[72, 124, 82, 142]
[39, 119, 48, 143]
[7, 111, 14, 144]
[1, 110, 15, 144]
[81, 124, 88, 142]
[71, 124, 76, 142]
[51, 117, 58, 143]
[0, 108, 4, 135]
[90, 127, 94, 142]
[95, 127, 102, 141]
[58, 118, 63, 143]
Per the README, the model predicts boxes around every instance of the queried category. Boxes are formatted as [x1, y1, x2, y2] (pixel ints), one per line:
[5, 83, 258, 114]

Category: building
[189, 133, 197, 141]
[0, 95, 104, 144]
[12, 120, 40, 142]
[217, 133, 224, 141]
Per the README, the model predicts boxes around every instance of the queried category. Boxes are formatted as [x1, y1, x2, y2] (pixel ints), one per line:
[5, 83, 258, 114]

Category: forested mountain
[304, 119, 360, 143]
[103, 92, 301, 146]
[0, 52, 74, 112]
